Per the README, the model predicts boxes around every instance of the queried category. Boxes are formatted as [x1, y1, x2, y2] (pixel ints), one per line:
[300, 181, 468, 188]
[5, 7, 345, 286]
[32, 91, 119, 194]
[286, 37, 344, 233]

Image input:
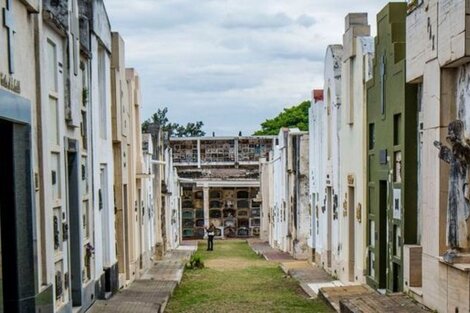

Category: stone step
[87, 300, 162, 313]
[299, 282, 318, 299]
[319, 285, 372, 312]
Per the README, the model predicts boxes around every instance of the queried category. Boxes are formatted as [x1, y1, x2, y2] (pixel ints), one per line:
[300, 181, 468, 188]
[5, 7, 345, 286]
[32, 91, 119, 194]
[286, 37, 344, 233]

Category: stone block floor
[87, 244, 196, 313]
[319, 285, 374, 311]
[337, 289, 430, 313]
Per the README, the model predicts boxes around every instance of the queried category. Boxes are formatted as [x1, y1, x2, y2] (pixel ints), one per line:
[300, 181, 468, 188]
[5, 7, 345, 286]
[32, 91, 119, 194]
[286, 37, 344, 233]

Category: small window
[394, 114, 401, 146]
[393, 225, 401, 257]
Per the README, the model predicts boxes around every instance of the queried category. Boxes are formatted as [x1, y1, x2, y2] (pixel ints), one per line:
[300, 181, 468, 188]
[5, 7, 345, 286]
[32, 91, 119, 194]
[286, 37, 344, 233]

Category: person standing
[205, 223, 216, 251]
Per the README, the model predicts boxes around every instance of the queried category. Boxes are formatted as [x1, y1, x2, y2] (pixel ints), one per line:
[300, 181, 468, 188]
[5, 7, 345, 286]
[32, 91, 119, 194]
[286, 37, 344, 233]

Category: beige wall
[338, 13, 373, 284]
[407, 1, 470, 312]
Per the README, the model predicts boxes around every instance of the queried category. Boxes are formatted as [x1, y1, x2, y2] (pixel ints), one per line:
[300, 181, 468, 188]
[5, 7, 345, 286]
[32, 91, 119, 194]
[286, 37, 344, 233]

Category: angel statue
[434, 120, 470, 262]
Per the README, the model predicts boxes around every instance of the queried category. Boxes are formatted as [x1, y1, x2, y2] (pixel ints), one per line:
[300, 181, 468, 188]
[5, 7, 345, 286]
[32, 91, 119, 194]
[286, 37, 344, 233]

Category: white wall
[338, 35, 373, 283]
[314, 45, 343, 273]
[90, 34, 116, 276]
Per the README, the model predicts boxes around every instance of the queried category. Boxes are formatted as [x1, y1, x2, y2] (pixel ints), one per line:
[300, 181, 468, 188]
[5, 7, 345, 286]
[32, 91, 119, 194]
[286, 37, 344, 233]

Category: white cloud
[104, 0, 391, 135]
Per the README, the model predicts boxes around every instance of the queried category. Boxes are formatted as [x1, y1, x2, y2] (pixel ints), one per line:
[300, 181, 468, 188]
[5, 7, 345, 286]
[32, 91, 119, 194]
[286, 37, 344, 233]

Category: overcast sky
[105, 0, 393, 136]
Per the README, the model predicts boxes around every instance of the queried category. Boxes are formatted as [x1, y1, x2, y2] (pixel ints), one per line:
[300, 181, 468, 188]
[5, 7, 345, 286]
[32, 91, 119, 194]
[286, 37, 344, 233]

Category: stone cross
[380, 54, 385, 115]
[70, 0, 79, 76]
[3, 0, 15, 74]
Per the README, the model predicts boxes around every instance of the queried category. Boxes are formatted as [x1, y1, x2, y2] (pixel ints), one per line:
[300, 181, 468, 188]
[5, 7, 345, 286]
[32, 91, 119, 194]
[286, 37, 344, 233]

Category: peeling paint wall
[165, 148, 181, 249]
[259, 157, 272, 241]
[291, 134, 310, 259]
[263, 129, 311, 259]
[309, 91, 324, 259]
[312, 44, 343, 274]
[270, 130, 289, 251]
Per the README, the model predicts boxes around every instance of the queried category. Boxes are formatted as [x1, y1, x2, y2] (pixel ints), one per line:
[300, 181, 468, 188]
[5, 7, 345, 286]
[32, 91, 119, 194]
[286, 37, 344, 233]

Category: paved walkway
[248, 240, 430, 313]
[87, 244, 196, 313]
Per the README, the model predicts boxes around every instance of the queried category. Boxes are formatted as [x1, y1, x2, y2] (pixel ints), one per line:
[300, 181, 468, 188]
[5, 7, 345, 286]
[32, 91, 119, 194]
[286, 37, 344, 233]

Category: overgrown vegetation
[142, 107, 206, 137]
[166, 240, 332, 313]
[186, 253, 205, 270]
[254, 100, 310, 135]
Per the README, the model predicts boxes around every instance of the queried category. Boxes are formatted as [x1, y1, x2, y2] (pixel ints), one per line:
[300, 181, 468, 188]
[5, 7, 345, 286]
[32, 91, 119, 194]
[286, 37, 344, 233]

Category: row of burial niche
[200, 140, 236, 163]
[182, 188, 205, 238]
[172, 141, 198, 164]
[238, 138, 273, 162]
[181, 187, 261, 238]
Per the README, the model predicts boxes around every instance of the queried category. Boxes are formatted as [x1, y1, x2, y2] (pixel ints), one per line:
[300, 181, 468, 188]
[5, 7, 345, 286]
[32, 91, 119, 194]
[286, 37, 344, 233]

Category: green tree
[253, 100, 310, 135]
[142, 107, 206, 137]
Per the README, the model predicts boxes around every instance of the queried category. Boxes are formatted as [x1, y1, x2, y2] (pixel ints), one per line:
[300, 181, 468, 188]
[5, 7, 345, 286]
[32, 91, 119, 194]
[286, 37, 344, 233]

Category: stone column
[203, 185, 210, 237]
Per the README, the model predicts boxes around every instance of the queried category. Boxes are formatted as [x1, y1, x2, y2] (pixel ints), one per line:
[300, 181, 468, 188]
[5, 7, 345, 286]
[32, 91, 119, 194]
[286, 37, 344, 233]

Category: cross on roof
[70, 0, 79, 76]
[380, 54, 386, 115]
[3, 0, 15, 74]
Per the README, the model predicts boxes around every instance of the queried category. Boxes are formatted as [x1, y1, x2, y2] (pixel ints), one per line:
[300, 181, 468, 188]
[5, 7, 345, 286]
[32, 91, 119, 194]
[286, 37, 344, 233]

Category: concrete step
[87, 300, 161, 313]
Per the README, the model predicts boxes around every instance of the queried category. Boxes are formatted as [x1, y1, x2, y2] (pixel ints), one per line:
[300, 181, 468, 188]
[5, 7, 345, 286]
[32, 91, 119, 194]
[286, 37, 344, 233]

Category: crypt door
[0, 116, 36, 313]
[348, 186, 355, 282]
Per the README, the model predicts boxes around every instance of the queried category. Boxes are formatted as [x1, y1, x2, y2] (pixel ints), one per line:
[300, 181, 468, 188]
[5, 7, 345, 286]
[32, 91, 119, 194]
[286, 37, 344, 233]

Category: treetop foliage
[253, 100, 310, 136]
[142, 107, 206, 137]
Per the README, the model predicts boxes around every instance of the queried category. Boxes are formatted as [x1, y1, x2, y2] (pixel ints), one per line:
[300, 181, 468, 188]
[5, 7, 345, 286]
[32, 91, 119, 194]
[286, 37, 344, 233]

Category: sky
[105, 0, 393, 136]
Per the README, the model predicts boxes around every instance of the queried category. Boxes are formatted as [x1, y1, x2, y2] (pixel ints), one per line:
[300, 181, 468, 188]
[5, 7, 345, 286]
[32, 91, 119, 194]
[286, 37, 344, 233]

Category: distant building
[171, 136, 274, 239]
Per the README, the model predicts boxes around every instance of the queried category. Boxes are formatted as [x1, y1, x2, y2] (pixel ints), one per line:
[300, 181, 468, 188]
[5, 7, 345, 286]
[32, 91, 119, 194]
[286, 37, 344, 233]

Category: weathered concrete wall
[264, 129, 311, 259]
[43, 0, 69, 30]
[271, 130, 288, 251]
[309, 91, 324, 262]
[91, 0, 111, 51]
[292, 134, 311, 259]
[165, 148, 181, 250]
[259, 157, 272, 241]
